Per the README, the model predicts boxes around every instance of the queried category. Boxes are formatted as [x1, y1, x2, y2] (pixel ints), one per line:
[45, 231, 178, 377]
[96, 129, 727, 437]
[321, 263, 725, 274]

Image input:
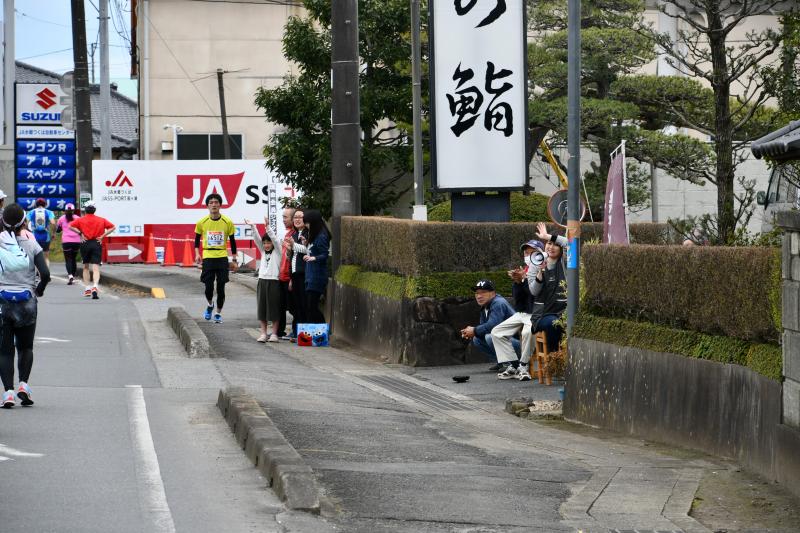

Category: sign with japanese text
[92, 160, 297, 237]
[15, 85, 78, 210]
[430, 0, 527, 191]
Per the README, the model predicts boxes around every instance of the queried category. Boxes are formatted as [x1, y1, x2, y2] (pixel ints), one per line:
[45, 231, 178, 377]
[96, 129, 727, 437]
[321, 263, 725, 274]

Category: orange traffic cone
[144, 234, 159, 265]
[162, 234, 177, 267]
[180, 236, 195, 268]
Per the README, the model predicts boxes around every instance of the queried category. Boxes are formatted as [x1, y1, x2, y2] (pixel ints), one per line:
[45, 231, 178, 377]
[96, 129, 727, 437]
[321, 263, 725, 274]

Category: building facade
[132, 0, 303, 161]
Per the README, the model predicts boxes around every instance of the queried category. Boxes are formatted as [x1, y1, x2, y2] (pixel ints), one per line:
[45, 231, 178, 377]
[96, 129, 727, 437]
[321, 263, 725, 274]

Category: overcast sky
[4, 0, 137, 100]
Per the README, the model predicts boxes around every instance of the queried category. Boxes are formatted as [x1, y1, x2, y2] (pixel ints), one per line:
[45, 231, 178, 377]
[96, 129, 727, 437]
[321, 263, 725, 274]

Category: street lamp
[162, 124, 183, 160]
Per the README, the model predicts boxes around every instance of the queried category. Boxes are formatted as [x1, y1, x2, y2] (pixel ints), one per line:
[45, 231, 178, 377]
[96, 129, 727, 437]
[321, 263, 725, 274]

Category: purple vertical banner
[602, 153, 629, 244]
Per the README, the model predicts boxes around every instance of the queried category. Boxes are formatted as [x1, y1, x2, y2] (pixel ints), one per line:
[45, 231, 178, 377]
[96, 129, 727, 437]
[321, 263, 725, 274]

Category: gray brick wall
[779, 210, 800, 429]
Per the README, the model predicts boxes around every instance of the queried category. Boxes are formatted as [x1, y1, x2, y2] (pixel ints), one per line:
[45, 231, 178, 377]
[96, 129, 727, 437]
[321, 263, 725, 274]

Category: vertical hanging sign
[429, 0, 528, 191]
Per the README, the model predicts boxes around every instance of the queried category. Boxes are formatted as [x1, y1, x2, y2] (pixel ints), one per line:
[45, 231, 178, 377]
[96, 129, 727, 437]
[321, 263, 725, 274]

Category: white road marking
[34, 336, 71, 344]
[0, 443, 44, 461]
[125, 385, 176, 533]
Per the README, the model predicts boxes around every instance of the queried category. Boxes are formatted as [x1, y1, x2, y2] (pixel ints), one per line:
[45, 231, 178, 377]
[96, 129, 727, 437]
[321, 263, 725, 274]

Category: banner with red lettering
[92, 160, 296, 237]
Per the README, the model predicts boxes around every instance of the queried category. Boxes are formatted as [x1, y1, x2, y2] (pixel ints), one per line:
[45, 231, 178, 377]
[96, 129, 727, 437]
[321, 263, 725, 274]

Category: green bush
[427, 192, 550, 222]
[582, 244, 781, 343]
[575, 313, 782, 381]
[342, 217, 679, 277]
[335, 265, 514, 301]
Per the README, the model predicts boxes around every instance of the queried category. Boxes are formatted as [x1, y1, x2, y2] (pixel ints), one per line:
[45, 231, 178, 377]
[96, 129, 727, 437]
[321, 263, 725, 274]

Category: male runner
[194, 193, 237, 323]
[69, 201, 116, 299]
[26, 198, 55, 267]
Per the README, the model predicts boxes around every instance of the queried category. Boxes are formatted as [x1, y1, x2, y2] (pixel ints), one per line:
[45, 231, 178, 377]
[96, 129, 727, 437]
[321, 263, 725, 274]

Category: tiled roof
[15, 61, 138, 151]
[752, 121, 800, 162]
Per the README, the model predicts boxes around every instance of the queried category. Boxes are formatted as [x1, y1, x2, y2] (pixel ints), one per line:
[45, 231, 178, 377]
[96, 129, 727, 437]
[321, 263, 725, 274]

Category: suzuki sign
[92, 160, 296, 236]
[16, 84, 67, 125]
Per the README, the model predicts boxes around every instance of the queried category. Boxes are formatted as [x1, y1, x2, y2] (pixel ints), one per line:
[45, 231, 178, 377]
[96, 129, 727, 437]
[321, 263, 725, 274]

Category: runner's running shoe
[67, 275, 74, 285]
[2, 390, 15, 408]
[91, 287, 99, 300]
[204, 304, 214, 321]
[17, 382, 33, 406]
[83, 288, 92, 297]
[213, 313, 223, 324]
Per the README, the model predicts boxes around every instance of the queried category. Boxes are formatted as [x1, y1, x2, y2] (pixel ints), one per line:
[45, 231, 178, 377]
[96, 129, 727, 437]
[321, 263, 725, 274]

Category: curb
[216, 386, 321, 513]
[76, 267, 157, 296]
[167, 306, 213, 358]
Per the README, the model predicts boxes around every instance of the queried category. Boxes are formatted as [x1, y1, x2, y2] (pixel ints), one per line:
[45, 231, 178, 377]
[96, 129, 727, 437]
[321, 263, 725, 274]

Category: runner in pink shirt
[55, 203, 81, 285]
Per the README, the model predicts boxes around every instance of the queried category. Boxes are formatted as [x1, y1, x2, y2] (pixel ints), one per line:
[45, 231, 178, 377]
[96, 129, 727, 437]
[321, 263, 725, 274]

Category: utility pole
[216, 68, 231, 159]
[410, 0, 426, 221]
[331, 0, 361, 269]
[566, 0, 581, 335]
[3, 0, 15, 147]
[71, 0, 93, 193]
[99, 0, 111, 160]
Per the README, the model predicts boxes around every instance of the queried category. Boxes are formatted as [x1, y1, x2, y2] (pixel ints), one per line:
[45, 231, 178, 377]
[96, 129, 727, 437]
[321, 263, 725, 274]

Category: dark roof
[15, 61, 138, 151]
[15, 61, 60, 83]
[752, 121, 800, 162]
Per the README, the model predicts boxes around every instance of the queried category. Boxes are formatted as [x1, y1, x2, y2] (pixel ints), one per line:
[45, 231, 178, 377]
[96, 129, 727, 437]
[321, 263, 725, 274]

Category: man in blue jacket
[460, 279, 519, 371]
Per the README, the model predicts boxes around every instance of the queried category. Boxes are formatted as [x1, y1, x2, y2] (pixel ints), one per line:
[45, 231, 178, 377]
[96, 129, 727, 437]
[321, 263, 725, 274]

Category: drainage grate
[356, 375, 469, 411]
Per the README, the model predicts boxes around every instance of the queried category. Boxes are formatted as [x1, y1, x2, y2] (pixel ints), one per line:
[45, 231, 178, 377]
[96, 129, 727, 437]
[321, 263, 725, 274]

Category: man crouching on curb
[460, 279, 519, 372]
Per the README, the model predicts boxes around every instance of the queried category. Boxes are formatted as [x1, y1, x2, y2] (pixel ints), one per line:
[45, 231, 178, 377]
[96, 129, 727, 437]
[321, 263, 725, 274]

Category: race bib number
[206, 231, 224, 247]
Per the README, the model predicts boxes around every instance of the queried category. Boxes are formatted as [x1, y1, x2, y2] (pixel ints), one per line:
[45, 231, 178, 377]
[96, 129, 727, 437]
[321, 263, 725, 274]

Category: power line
[141, 10, 245, 155]
[14, 8, 71, 27]
[18, 48, 73, 60]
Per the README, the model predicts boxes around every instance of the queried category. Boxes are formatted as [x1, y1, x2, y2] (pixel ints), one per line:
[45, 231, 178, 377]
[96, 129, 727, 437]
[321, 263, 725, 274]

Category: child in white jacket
[246, 217, 283, 342]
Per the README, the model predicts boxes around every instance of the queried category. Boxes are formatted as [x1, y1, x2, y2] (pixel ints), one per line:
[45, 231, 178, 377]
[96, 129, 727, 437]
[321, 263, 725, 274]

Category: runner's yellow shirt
[195, 215, 235, 259]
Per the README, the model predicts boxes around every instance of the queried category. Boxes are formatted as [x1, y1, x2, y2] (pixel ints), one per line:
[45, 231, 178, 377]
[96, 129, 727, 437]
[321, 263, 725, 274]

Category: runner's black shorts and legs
[201, 257, 230, 310]
[0, 299, 37, 395]
[80, 240, 103, 264]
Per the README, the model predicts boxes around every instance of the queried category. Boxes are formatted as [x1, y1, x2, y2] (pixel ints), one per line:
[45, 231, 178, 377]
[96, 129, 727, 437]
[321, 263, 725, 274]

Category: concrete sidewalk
[95, 264, 797, 532]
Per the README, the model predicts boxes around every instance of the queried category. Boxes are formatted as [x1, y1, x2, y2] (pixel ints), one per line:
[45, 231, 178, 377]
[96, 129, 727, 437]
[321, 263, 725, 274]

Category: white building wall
[138, 0, 303, 160]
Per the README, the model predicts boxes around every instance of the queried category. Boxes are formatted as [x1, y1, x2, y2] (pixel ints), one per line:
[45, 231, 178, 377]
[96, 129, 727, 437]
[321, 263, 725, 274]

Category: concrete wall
[139, 0, 304, 160]
[778, 211, 800, 428]
[0, 145, 14, 198]
[331, 281, 487, 367]
[564, 337, 800, 499]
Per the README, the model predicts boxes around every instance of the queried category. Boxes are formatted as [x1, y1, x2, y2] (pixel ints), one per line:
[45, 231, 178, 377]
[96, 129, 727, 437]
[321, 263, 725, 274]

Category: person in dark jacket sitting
[460, 279, 519, 371]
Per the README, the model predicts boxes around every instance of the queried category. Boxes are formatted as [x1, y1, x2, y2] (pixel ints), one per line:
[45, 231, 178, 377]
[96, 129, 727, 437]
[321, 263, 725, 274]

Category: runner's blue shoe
[213, 313, 223, 324]
[2, 389, 14, 408]
[204, 304, 213, 321]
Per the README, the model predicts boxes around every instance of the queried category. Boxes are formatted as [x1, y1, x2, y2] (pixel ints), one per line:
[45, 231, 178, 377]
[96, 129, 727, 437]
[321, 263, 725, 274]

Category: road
[2, 266, 798, 533]
[0, 277, 281, 533]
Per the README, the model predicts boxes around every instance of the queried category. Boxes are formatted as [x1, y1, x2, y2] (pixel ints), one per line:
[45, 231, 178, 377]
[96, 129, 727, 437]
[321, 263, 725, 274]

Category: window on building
[176, 133, 243, 159]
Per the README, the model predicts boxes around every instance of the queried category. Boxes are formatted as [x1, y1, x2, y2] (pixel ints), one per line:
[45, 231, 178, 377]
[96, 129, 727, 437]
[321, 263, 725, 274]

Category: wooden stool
[534, 331, 552, 385]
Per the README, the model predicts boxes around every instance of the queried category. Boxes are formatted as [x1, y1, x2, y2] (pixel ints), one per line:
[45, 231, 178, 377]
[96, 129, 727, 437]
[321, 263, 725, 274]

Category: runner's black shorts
[200, 257, 230, 284]
[80, 240, 103, 264]
[36, 239, 50, 252]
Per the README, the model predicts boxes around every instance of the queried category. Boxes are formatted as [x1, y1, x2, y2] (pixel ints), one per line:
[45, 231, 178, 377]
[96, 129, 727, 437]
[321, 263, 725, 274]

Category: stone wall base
[565, 337, 800, 500]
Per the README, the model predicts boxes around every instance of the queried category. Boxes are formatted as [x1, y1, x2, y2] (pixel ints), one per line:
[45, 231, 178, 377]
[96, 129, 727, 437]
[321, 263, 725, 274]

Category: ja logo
[176, 172, 245, 209]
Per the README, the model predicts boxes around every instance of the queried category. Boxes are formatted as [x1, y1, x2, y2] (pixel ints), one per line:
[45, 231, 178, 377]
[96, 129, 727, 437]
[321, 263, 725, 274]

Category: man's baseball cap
[65, 203, 75, 210]
[520, 239, 544, 252]
[0, 189, 7, 200]
[472, 279, 496, 292]
[84, 200, 96, 208]
[35, 197, 46, 205]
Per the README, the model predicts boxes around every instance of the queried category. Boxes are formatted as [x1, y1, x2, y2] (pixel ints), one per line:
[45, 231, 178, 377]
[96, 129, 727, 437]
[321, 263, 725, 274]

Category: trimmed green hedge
[428, 192, 550, 222]
[335, 265, 513, 301]
[341, 216, 678, 276]
[575, 313, 782, 381]
[582, 244, 781, 343]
